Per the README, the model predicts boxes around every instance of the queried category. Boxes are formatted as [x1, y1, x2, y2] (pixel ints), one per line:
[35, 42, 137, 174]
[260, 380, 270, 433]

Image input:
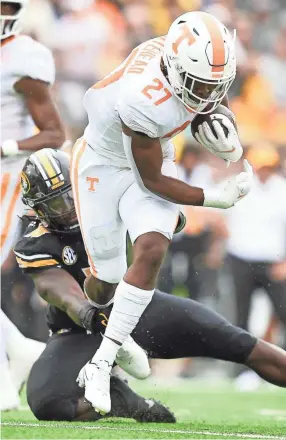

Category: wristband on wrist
[2, 139, 19, 156]
[203, 188, 230, 209]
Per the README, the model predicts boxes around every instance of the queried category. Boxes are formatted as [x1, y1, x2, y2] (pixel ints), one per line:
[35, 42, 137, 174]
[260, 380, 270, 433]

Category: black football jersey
[14, 220, 90, 332]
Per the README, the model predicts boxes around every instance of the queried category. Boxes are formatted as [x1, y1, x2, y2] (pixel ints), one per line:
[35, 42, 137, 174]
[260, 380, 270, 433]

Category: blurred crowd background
[2, 0, 286, 383]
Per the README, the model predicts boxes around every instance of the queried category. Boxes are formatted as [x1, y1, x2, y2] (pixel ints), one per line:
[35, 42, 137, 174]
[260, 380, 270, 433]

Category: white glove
[235, 159, 253, 199]
[1, 139, 19, 156]
[195, 114, 243, 163]
[203, 160, 253, 209]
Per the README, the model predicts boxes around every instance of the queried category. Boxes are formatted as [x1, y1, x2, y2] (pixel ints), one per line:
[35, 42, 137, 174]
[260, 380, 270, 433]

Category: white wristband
[203, 188, 231, 209]
[2, 139, 19, 156]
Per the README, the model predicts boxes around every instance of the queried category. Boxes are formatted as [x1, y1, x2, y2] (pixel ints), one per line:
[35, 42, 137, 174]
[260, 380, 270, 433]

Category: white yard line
[258, 410, 286, 417]
[2, 422, 286, 439]
[257, 409, 286, 422]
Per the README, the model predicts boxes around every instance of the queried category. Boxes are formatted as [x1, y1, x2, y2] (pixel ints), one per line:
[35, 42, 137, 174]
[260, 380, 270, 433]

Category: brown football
[191, 104, 237, 139]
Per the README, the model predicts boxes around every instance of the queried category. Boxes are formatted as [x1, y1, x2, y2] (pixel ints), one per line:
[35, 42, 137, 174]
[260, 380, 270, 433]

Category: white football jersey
[1, 35, 55, 265]
[1, 35, 55, 146]
[83, 37, 196, 168]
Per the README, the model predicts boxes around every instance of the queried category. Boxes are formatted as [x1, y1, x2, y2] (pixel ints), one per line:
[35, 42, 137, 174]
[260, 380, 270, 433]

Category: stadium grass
[2, 380, 286, 439]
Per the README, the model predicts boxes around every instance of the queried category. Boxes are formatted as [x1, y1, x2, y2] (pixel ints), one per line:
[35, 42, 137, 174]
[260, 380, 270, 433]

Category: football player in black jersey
[14, 149, 286, 422]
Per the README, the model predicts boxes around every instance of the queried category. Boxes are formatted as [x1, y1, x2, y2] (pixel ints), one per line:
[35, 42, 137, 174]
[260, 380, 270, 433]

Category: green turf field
[2, 380, 286, 440]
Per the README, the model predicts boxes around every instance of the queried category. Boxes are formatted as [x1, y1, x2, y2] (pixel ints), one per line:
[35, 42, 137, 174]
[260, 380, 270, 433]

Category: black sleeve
[14, 221, 62, 274]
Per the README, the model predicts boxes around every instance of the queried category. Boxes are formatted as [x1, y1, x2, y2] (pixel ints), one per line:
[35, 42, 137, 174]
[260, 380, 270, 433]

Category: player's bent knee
[85, 274, 117, 304]
[30, 398, 77, 421]
[133, 233, 169, 270]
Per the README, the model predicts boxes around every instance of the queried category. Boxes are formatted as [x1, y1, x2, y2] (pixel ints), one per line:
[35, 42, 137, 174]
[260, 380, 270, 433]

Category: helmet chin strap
[44, 222, 80, 235]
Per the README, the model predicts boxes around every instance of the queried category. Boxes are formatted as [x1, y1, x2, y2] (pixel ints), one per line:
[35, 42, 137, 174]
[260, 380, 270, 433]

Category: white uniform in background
[226, 174, 286, 262]
[1, 34, 52, 411]
[1, 35, 55, 265]
[0, 310, 45, 411]
[71, 36, 196, 282]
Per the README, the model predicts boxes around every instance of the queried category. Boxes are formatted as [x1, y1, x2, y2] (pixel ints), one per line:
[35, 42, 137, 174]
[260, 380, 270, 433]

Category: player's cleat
[77, 360, 111, 414]
[0, 363, 20, 411]
[108, 375, 176, 423]
[116, 336, 150, 380]
[134, 398, 176, 423]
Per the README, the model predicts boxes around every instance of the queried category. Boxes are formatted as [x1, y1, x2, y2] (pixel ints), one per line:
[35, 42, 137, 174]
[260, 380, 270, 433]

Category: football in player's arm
[14, 149, 286, 421]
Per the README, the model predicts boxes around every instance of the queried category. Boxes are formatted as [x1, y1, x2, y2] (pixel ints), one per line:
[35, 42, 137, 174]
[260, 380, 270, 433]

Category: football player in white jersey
[70, 11, 253, 414]
[0, 0, 65, 410]
[1, 0, 65, 265]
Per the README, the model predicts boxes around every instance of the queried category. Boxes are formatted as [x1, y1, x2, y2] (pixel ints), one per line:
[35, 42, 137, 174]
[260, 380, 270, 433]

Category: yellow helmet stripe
[35, 150, 60, 186]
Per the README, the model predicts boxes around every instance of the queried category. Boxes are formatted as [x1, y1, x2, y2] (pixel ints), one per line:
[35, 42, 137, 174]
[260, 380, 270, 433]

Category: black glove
[79, 303, 112, 335]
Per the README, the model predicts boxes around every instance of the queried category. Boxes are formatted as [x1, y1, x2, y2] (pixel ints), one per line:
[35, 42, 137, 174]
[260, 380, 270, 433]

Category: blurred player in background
[71, 11, 253, 413]
[0, 309, 44, 411]
[225, 142, 286, 390]
[1, 0, 64, 264]
[1, 0, 65, 410]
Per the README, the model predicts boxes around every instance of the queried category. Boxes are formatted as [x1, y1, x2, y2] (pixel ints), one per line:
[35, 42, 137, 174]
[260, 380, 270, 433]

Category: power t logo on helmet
[163, 11, 236, 114]
[0, 0, 28, 40]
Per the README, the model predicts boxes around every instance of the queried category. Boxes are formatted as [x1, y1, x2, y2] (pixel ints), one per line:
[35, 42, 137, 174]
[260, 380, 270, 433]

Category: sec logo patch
[62, 246, 77, 265]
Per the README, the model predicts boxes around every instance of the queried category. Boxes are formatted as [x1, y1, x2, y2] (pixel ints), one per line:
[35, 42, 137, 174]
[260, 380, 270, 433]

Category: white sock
[0, 317, 20, 409]
[1, 310, 45, 365]
[0, 325, 8, 364]
[93, 280, 154, 366]
[91, 336, 119, 368]
[0, 310, 26, 360]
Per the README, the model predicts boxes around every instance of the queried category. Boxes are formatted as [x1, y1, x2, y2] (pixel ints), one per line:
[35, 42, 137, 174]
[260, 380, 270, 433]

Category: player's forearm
[32, 272, 89, 326]
[41, 284, 88, 327]
[143, 174, 205, 206]
[44, 287, 107, 335]
[18, 129, 65, 152]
